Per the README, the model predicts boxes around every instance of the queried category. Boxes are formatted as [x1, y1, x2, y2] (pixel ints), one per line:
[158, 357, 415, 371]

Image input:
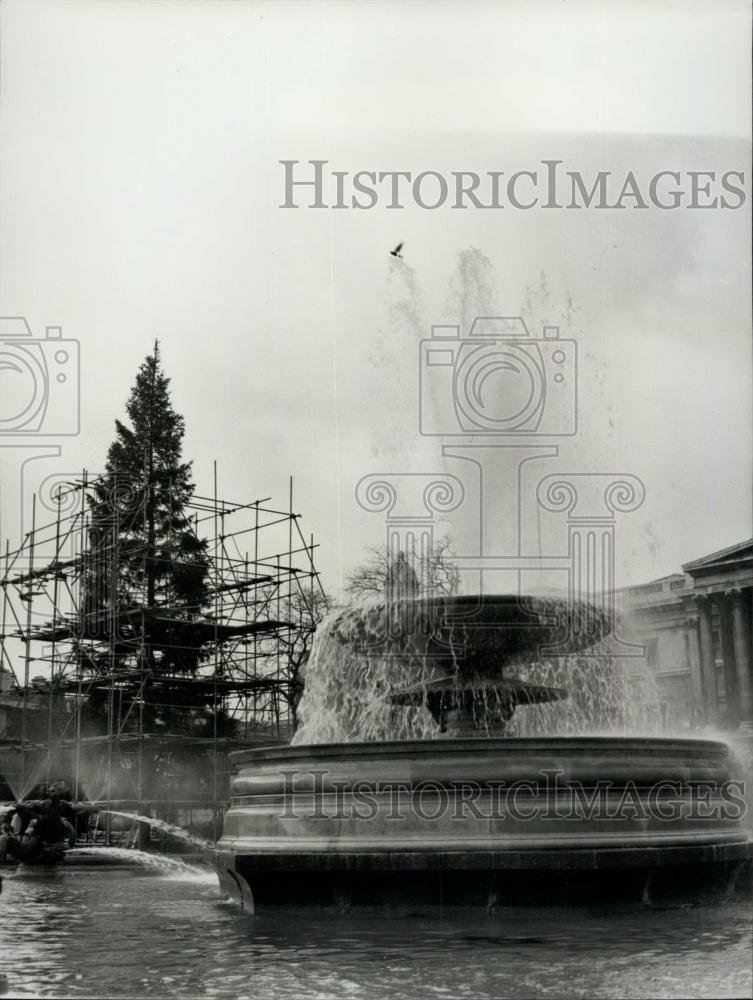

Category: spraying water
[64, 846, 209, 876]
[293, 598, 439, 744]
[293, 595, 663, 744]
[96, 811, 215, 853]
[448, 247, 497, 332]
[506, 649, 664, 737]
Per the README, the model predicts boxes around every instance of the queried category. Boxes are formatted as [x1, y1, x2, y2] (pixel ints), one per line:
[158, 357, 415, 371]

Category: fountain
[214, 593, 753, 912]
[0, 797, 214, 869]
[0, 791, 95, 868]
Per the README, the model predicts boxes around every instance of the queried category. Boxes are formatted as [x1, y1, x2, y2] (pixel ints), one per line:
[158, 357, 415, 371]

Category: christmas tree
[82, 342, 214, 733]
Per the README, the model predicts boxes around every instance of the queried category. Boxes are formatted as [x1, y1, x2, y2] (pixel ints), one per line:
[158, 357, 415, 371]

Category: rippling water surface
[0, 864, 750, 999]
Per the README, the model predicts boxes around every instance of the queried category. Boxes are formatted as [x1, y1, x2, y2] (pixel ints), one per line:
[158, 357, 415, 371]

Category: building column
[684, 616, 704, 723]
[719, 596, 740, 728]
[731, 589, 753, 728]
[695, 597, 719, 726]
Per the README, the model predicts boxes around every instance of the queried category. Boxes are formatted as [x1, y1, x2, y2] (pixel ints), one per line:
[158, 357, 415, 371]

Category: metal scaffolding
[0, 469, 323, 829]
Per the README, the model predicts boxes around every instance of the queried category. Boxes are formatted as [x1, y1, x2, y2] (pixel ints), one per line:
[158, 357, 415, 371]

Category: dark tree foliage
[81, 343, 219, 734]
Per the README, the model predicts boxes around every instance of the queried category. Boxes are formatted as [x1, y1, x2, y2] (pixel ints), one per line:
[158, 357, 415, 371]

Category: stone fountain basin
[214, 736, 752, 910]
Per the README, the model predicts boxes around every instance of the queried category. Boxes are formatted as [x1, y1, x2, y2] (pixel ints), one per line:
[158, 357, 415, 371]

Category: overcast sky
[1, 0, 750, 596]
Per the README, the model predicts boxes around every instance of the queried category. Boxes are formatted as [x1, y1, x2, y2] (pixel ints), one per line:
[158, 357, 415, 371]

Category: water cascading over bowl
[214, 594, 752, 911]
[336, 593, 607, 737]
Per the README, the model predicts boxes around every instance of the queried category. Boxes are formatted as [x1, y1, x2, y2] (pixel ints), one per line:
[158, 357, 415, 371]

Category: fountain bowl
[309, 592, 612, 737]
[326, 592, 612, 669]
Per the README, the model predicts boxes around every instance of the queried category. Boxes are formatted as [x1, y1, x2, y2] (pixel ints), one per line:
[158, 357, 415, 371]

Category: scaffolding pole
[0, 469, 324, 828]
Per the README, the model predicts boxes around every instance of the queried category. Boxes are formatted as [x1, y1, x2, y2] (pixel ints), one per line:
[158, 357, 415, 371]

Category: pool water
[0, 863, 750, 999]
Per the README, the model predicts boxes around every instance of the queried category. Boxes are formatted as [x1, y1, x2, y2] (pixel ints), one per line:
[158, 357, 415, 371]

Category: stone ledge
[220, 839, 753, 872]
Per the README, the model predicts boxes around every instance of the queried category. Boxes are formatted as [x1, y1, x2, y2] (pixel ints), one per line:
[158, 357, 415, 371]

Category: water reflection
[0, 866, 750, 999]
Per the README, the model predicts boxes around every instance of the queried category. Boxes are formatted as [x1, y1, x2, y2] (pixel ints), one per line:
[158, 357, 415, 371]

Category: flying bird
[389, 242, 404, 259]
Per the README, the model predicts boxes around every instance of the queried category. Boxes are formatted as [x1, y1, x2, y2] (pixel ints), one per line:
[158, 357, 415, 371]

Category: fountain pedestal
[391, 675, 567, 737]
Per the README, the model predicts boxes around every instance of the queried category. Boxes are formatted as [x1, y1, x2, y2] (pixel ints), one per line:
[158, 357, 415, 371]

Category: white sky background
[0, 0, 751, 597]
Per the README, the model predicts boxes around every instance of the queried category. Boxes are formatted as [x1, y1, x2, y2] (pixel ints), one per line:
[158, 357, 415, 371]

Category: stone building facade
[620, 539, 753, 733]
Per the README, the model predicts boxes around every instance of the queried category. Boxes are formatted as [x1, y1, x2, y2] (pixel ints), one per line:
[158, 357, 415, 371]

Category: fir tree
[83, 343, 213, 732]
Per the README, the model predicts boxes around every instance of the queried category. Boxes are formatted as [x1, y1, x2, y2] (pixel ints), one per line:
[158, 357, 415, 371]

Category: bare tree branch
[344, 536, 460, 601]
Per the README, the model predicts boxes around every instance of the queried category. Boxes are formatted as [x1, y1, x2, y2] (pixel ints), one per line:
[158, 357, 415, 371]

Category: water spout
[65, 846, 210, 876]
[94, 811, 215, 854]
